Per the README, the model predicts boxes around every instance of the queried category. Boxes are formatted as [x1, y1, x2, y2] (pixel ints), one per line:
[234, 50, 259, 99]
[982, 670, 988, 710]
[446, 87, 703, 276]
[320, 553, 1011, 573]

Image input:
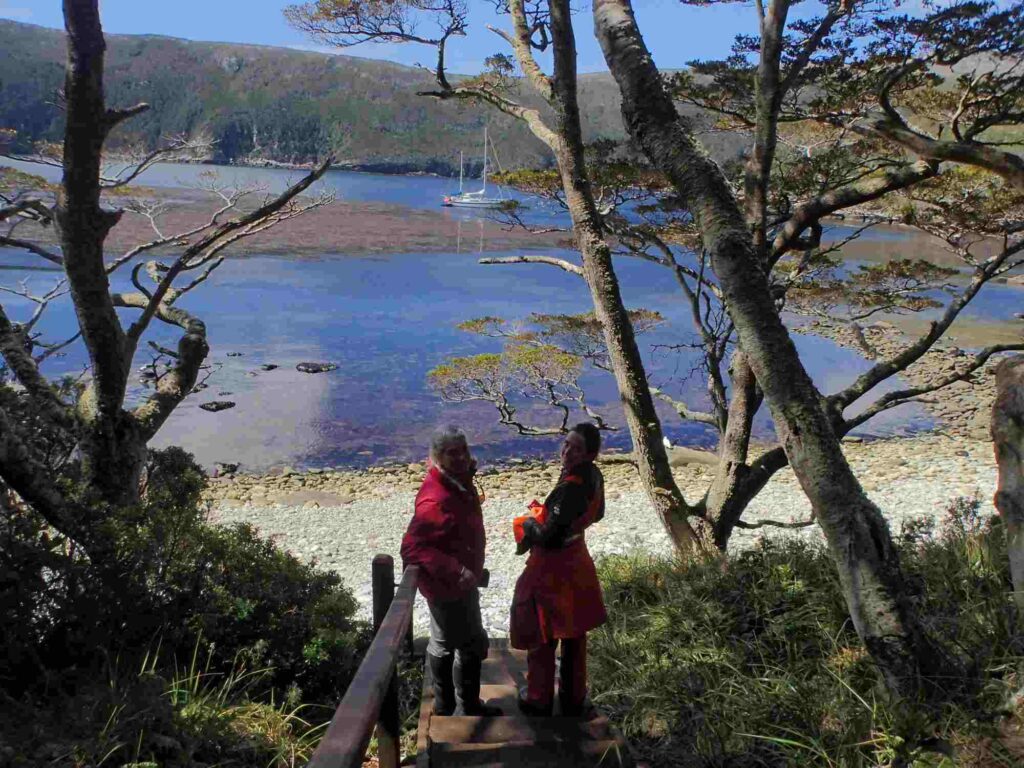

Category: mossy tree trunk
[992, 356, 1024, 612]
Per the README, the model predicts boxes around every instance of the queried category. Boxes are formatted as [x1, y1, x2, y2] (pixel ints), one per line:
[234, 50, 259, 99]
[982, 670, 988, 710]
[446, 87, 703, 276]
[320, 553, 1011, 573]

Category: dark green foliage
[0, 448, 369, 764]
[0, 19, 603, 171]
[591, 499, 1023, 766]
[1, 446, 369, 764]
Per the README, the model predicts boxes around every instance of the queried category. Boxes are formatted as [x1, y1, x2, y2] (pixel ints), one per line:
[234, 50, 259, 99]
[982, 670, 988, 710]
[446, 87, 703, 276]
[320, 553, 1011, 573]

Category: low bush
[590, 498, 1024, 767]
[0, 447, 370, 766]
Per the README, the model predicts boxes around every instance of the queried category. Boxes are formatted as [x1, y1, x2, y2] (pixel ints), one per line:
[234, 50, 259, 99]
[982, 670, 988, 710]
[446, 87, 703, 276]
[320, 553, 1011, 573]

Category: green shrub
[2, 447, 368, 703]
[590, 499, 1023, 767]
[1, 446, 370, 764]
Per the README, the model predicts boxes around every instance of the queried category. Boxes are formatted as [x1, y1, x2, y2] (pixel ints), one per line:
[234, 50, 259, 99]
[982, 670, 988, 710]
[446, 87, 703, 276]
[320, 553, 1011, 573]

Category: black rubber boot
[558, 644, 585, 717]
[454, 653, 503, 716]
[517, 685, 553, 717]
[428, 653, 456, 716]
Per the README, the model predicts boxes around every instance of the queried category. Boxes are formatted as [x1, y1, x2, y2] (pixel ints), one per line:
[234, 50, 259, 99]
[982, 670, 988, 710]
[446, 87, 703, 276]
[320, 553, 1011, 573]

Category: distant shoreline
[1, 177, 565, 259]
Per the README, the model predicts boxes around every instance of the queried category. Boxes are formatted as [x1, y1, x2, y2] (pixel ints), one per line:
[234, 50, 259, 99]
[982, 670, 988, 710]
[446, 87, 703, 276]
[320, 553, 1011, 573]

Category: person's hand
[515, 518, 540, 555]
[457, 566, 478, 591]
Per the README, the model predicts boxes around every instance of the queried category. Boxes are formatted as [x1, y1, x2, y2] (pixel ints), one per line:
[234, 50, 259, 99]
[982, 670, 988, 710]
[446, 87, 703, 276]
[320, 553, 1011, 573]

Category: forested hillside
[0, 20, 739, 172]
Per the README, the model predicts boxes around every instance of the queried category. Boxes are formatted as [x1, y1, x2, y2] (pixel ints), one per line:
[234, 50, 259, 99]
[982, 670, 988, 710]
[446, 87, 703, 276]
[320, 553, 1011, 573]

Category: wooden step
[416, 638, 638, 767]
[421, 683, 519, 714]
[428, 714, 615, 744]
[480, 650, 526, 687]
[430, 739, 633, 767]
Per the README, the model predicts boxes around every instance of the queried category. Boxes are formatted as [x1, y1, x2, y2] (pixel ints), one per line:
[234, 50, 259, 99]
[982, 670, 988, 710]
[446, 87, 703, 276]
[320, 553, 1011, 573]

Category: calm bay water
[4, 160, 1015, 470]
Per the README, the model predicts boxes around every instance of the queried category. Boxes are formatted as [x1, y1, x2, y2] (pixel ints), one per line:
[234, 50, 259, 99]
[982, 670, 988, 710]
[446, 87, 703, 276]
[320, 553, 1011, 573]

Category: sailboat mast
[458, 150, 463, 193]
[482, 125, 488, 193]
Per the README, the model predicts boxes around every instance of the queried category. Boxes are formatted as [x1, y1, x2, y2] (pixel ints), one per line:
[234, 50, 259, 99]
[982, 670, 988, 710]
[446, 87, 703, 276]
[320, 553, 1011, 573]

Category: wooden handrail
[308, 557, 420, 768]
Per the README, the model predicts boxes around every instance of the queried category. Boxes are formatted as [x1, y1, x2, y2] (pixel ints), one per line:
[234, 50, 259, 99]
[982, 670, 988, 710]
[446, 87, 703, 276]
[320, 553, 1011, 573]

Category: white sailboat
[442, 126, 506, 209]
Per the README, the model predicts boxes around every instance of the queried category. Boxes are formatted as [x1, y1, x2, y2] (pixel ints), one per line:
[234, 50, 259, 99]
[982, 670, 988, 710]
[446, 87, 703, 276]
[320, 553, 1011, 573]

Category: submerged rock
[296, 362, 338, 374]
[261, 363, 279, 371]
[212, 461, 240, 477]
[199, 400, 236, 412]
[226, 351, 245, 357]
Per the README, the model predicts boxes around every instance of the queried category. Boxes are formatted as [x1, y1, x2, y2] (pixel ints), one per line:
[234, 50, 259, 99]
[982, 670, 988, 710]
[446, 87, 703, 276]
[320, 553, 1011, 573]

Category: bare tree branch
[844, 344, 1024, 431]
[479, 254, 584, 276]
[0, 236, 63, 265]
[833, 242, 1023, 410]
[123, 157, 333, 350]
[0, 303, 75, 430]
[771, 160, 940, 261]
[734, 515, 816, 530]
[649, 385, 719, 426]
[854, 117, 1024, 191]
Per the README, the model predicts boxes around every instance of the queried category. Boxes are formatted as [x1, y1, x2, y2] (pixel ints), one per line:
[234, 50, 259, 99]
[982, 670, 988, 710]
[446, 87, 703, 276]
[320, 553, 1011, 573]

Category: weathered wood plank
[431, 739, 632, 767]
[428, 715, 614, 744]
[417, 640, 639, 767]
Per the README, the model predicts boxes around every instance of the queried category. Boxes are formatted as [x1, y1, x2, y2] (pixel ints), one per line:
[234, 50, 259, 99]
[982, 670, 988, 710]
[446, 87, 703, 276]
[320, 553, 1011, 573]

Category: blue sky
[0, 1, 758, 73]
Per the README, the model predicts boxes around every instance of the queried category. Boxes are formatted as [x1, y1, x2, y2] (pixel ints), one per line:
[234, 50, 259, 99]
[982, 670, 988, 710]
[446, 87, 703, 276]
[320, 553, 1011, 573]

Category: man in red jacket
[400, 426, 502, 717]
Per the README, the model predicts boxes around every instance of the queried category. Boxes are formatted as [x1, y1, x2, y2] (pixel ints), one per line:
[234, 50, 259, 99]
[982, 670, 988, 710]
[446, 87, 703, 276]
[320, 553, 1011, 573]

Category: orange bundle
[513, 499, 547, 548]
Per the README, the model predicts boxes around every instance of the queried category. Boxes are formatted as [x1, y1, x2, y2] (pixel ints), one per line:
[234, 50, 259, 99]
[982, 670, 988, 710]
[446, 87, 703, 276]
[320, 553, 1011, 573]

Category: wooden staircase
[415, 641, 635, 767]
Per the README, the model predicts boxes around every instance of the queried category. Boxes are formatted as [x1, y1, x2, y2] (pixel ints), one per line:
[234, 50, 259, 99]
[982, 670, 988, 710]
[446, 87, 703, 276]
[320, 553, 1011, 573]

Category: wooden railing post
[307, 562, 418, 768]
[403, 563, 415, 658]
[372, 555, 401, 768]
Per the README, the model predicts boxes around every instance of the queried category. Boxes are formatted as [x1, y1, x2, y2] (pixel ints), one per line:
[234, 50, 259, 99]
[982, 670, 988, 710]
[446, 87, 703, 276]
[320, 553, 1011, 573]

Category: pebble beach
[202, 319, 1017, 636]
[205, 432, 998, 638]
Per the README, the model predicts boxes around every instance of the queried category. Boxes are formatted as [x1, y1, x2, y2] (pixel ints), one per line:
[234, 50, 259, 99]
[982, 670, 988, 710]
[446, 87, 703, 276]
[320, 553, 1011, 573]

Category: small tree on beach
[428, 310, 662, 434]
[0, 0, 332, 564]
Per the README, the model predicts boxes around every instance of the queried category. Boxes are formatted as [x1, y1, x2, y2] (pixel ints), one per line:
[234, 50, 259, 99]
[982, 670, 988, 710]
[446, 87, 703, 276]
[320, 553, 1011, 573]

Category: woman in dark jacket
[510, 422, 608, 717]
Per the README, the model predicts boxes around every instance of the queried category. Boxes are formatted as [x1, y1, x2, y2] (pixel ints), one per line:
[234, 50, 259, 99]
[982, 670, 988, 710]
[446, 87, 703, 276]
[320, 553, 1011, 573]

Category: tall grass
[14, 641, 334, 768]
[590, 498, 1024, 767]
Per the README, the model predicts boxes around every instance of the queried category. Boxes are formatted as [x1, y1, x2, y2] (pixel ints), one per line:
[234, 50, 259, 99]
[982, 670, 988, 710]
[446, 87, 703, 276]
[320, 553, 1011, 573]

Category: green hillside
[0, 18, 737, 175]
[0, 19, 741, 173]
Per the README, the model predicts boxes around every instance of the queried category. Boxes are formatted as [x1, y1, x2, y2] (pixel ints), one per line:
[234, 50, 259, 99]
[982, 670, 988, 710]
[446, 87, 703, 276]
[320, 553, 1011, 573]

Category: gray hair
[430, 425, 468, 460]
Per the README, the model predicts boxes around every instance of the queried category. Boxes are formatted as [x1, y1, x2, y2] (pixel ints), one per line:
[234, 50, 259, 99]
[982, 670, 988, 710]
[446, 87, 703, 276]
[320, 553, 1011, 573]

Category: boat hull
[442, 195, 505, 208]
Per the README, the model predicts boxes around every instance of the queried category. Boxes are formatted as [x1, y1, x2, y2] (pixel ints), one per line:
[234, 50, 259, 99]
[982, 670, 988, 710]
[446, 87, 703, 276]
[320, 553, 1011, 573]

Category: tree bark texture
[58, 0, 144, 505]
[544, 0, 708, 551]
[705, 351, 763, 548]
[745, 0, 789, 260]
[992, 355, 1024, 612]
[593, 0, 949, 697]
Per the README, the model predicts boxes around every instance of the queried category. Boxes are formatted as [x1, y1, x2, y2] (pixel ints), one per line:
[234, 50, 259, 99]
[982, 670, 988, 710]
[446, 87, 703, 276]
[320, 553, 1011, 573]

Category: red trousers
[525, 634, 588, 712]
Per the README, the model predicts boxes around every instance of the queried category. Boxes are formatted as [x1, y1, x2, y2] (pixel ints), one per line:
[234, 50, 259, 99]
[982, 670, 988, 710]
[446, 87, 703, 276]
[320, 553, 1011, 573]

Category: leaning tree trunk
[992, 355, 1024, 612]
[58, 0, 142, 506]
[593, 0, 952, 698]
[545, 0, 709, 551]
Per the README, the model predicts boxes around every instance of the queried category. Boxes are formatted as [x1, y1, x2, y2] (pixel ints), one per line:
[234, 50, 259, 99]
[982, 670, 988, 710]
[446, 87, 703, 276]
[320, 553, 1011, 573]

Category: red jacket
[400, 466, 486, 603]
